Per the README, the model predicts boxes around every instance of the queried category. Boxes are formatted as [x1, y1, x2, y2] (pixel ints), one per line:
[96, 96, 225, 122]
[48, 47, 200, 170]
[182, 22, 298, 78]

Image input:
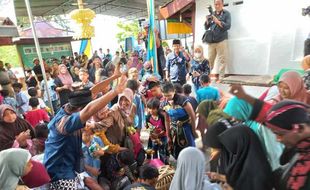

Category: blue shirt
[41, 79, 58, 102]
[44, 108, 85, 181]
[82, 136, 104, 176]
[133, 94, 145, 129]
[166, 52, 188, 83]
[196, 86, 220, 103]
[3, 97, 18, 111]
[15, 91, 29, 115]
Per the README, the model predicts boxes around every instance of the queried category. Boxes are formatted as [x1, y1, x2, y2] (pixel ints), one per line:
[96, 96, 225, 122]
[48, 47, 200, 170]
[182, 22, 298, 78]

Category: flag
[79, 39, 92, 58]
[146, 0, 158, 74]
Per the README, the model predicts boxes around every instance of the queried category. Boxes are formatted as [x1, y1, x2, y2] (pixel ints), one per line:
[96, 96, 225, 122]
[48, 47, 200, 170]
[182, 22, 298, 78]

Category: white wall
[195, 0, 310, 75]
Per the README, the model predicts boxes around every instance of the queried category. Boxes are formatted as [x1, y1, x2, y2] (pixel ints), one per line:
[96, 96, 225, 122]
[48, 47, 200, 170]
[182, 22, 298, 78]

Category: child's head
[12, 83, 23, 93]
[26, 70, 32, 76]
[82, 128, 92, 144]
[148, 81, 161, 97]
[126, 79, 139, 94]
[29, 97, 39, 108]
[27, 87, 38, 97]
[139, 164, 159, 187]
[161, 82, 175, 101]
[173, 83, 183, 94]
[117, 150, 135, 167]
[128, 68, 139, 81]
[301, 55, 310, 71]
[147, 98, 160, 116]
[1, 89, 9, 97]
[35, 123, 49, 139]
[199, 74, 211, 86]
[183, 84, 192, 96]
[79, 68, 89, 82]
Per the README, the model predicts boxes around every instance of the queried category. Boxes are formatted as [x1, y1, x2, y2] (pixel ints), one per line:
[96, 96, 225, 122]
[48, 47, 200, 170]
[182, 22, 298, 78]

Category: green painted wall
[16, 42, 72, 69]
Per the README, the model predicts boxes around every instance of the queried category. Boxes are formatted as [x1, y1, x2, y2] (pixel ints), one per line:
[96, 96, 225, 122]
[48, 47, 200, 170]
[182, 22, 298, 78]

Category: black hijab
[218, 126, 273, 190]
[0, 105, 35, 151]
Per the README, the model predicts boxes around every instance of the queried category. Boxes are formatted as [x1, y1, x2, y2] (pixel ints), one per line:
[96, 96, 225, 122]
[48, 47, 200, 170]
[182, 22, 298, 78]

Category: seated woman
[0, 104, 35, 152]
[0, 148, 33, 190]
[169, 147, 222, 190]
[205, 126, 273, 190]
[271, 71, 310, 104]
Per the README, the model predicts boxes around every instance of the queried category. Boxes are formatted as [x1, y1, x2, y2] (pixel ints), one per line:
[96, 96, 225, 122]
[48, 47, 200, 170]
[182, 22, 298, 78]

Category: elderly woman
[190, 45, 210, 91]
[0, 105, 35, 152]
[95, 88, 136, 148]
[0, 148, 33, 190]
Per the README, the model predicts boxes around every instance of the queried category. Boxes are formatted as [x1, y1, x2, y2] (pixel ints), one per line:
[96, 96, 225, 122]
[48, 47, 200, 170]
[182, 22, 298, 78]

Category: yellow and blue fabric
[146, 0, 158, 74]
[223, 97, 284, 170]
[79, 39, 92, 58]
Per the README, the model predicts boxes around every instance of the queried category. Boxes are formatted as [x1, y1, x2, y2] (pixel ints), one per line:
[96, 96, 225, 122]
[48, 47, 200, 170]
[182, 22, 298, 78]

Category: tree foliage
[115, 20, 140, 43]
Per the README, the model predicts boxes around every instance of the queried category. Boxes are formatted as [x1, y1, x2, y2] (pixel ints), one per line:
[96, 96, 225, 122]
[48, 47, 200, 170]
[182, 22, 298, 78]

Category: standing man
[5, 63, 18, 84]
[32, 58, 44, 82]
[0, 61, 14, 97]
[105, 49, 112, 61]
[204, 0, 231, 80]
[165, 39, 190, 86]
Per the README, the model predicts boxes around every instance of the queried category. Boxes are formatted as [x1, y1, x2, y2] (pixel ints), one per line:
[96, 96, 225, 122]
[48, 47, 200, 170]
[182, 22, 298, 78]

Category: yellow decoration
[167, 22, 192, 35]
[70, 0, 95, 39]
[95, 131, 120, 154]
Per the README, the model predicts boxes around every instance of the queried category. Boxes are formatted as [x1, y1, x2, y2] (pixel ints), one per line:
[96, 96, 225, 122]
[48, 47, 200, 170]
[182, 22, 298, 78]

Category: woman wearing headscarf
[190, 45, 210, 91]
[54, 64, 73, 106]
[0, 105, 35, 152]
[230, 84, 310, 190]
[169, 147, 222, 190]
[0, 148, 33, 190]
[95, 88, 137, 149]
[205, 126, 273, 190]
[272, 71, 310, 104]
[223, 96, 284, 170]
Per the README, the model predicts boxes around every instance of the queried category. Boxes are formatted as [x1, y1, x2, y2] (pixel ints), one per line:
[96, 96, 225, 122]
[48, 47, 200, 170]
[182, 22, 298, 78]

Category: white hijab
[169, 147, 222, 190]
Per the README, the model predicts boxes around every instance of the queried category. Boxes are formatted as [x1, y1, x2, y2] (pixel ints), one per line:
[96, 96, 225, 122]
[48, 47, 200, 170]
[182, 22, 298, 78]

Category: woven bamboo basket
[155, 165, 175, 190]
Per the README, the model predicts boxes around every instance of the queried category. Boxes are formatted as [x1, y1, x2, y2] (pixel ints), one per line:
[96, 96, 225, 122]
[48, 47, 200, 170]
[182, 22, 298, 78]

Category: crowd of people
[0, 10, 310, 190]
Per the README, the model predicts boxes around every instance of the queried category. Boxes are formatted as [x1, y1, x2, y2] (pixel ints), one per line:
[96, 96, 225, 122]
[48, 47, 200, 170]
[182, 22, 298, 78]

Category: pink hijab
[118, 88, 134, 116]
[275, 71, 310, 104]
[58, 64, 73, 86]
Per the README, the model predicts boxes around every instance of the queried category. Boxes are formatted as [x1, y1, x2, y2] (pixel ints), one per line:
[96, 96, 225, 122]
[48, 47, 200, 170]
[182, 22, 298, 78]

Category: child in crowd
[183, 84, 198, 111]
[140, 61, 153, 81]
[40, 72, 59, 113]
[301, 55, 310, 90]
[24, 97, 50, 128]
[1, 89, 18, 111]
[25, 70, 38, 88]
[32, 123, 49, 162]
[27, 87, 47, 110]
[196, 74, 220, 104]
[146, 98, 168, 164]
[12, 82, 29, 116]
[82, 128, 105, 179]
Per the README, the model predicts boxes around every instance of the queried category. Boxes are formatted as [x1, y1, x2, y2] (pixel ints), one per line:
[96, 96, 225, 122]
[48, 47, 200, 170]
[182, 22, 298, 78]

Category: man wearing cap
[32, 58, 43, 82]
[44, 72, 127, 189]
[165, 39, 190, 86]
[138, 20, 166, 79]
[230, 84, 310, 190]
[79, 68, 94, 89]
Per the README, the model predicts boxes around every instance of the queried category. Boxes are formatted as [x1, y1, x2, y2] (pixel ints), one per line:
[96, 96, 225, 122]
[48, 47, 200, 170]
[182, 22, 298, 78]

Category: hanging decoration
[70, 0, 95, 39]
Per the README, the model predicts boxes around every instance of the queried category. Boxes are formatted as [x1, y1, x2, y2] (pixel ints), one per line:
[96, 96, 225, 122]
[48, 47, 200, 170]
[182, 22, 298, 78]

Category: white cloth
[169, 147, 222, 190]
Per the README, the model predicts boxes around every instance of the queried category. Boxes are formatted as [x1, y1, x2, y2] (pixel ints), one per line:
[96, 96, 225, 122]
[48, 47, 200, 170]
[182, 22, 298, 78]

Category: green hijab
[196, 100, 218, 119]
[207, 109, 230, 126]
[0, 148, 31, 190]
[223, 96, 284, 170]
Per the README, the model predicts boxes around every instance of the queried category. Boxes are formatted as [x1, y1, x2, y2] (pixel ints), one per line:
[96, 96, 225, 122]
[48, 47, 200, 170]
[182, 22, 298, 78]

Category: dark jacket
[205, 9, 231, 43]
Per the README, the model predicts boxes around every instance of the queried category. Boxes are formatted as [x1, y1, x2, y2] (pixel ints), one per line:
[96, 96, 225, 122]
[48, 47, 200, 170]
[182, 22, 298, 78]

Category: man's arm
[165, 57, 170, 81]
[183, 102, 198, 138]
[80, 75, 127, 123]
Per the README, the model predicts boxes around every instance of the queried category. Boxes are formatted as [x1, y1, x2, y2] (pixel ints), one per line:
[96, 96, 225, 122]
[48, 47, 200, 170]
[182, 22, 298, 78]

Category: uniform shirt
[41, 79, 58, 102]
[16, 91, 29, 115]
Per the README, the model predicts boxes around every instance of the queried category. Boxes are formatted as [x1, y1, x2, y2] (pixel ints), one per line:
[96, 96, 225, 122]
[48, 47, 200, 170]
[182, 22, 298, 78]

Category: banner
[79, 39, 91, 58]
[146, 0, 158, 74]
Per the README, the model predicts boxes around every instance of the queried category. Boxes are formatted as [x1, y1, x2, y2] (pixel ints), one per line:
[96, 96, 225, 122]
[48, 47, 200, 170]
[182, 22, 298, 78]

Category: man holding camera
[204, 0, 231, 80]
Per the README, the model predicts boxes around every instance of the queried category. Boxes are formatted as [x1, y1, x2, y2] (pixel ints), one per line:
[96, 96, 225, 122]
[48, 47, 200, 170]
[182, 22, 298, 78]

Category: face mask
[194, 52, 202, 58]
